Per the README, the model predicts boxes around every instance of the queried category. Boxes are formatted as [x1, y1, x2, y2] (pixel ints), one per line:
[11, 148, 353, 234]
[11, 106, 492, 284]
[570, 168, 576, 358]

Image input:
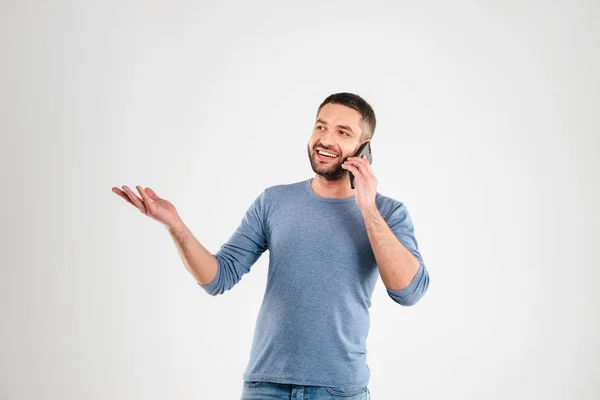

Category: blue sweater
[199, 178, 429, 387]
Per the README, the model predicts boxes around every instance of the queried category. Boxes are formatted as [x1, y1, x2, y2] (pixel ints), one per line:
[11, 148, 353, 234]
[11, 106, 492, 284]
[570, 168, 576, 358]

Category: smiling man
[113, 92, 430, 400]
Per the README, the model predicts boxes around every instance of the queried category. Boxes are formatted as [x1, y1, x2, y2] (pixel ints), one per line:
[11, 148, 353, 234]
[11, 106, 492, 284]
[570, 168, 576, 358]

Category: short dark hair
[317, 92, 376, 141]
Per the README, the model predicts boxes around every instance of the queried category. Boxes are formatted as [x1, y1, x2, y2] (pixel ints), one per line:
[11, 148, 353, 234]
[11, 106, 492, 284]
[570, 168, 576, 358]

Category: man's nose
[319, 129, 337, 146]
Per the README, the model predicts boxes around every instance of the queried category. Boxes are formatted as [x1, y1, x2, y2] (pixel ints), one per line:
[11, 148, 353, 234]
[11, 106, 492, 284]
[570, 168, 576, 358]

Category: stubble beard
[307, 144, 348, 181]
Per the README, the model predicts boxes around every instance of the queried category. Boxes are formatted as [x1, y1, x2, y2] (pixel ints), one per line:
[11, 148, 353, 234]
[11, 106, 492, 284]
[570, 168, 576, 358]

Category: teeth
[317, 150, 338, 158]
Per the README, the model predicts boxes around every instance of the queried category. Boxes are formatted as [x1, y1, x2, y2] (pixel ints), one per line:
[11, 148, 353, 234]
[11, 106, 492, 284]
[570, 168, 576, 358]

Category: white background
[1, 0, 598, 399]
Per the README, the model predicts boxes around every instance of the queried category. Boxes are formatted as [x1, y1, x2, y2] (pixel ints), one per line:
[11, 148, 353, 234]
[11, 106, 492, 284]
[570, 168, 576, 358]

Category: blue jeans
[241, 380, 371, 399]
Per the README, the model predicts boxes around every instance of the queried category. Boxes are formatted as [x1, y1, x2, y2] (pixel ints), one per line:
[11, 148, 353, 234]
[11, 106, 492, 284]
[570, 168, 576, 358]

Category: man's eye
[341, 131, 349, 136]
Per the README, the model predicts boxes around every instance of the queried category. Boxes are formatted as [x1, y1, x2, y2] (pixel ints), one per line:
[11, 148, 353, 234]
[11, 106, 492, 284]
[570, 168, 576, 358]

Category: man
[112, 92, 430, 399]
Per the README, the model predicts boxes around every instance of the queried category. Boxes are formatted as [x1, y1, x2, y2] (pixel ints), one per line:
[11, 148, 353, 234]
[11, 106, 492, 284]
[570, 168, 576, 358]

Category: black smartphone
[349, 141, 373, 189]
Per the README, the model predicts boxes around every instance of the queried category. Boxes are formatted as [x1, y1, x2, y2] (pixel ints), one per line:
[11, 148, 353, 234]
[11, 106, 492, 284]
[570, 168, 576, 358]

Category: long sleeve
[198, 189, 269, 296]
[384, 203, 430, 306]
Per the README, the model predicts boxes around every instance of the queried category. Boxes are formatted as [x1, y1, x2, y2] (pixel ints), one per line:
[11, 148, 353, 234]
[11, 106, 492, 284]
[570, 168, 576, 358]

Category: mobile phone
[349, 141, 372, 189]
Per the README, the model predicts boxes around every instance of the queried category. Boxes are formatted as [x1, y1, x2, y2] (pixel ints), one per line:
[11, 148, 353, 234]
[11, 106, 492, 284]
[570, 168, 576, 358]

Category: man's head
[308, 92, 376, 181]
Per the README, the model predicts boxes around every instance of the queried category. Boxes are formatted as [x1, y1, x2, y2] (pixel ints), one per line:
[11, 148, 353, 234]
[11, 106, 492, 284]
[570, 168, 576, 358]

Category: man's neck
[310, 175, 355, 199]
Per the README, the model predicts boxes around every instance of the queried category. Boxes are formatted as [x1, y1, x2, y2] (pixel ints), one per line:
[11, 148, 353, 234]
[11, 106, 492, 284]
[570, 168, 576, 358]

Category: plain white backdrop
[1, 0, 598, 399]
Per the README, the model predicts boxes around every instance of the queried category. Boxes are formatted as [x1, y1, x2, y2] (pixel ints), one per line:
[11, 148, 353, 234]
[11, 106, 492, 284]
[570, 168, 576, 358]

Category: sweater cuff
[386, 263, 425, 306]
[197, 257, 221, 296]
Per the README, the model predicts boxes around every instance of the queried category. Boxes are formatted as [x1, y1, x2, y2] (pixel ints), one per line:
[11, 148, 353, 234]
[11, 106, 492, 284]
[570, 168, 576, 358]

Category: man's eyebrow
[315, 119, 355, 133]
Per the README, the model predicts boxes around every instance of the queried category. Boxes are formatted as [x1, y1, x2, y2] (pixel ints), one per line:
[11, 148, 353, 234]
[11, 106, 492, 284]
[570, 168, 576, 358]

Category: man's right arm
[112, 184, 263, 295]
[169, 189, 269, 296]
[167, 219, 218, 287]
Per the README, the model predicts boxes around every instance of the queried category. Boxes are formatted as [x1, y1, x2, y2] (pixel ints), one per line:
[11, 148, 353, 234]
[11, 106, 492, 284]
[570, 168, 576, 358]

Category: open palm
[112, 185, 180, 229]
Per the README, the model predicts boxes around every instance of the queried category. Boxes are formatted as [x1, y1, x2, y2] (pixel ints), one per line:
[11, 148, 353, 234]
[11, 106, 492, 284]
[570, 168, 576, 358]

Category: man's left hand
[342, 155, 378, 212]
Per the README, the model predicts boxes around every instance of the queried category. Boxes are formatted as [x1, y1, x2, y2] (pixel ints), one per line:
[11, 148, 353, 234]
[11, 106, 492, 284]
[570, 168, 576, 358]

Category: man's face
[308, 103, 365, 181]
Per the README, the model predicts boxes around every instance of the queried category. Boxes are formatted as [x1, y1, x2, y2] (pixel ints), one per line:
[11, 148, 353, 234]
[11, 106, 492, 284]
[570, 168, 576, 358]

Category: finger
[136, 186, 153, 208]
[122, 185, 147, 213]
[343, 159, 367, 177]
[112, 187, 136, 207]
[342, 163, 363, 180]
[145, 187, 161, 201]
[359, 155, 374, 174]
[347, 156, 373, 177]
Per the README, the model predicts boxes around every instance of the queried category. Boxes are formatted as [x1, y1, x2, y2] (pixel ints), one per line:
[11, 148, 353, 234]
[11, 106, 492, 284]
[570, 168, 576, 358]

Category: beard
[307, 144, 349, 181]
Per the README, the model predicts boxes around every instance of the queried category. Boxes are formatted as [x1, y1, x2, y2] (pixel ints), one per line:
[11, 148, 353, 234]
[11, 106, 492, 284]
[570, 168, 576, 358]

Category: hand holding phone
[349, 141, 373, 189]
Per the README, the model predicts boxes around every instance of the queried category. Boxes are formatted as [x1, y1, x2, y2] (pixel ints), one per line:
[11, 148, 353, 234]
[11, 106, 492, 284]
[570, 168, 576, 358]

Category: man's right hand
[112, 185, 182, 229]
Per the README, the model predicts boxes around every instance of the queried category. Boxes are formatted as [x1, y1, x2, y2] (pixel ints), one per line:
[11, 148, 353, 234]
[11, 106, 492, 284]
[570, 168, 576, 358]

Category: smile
[315, 149, 339, 161]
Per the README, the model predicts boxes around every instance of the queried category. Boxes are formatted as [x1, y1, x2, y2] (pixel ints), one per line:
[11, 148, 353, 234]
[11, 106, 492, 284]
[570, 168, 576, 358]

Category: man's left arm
[362, 204, 429, 306]
[362, 206, 421, 290]
[343, 155, 430, 306]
